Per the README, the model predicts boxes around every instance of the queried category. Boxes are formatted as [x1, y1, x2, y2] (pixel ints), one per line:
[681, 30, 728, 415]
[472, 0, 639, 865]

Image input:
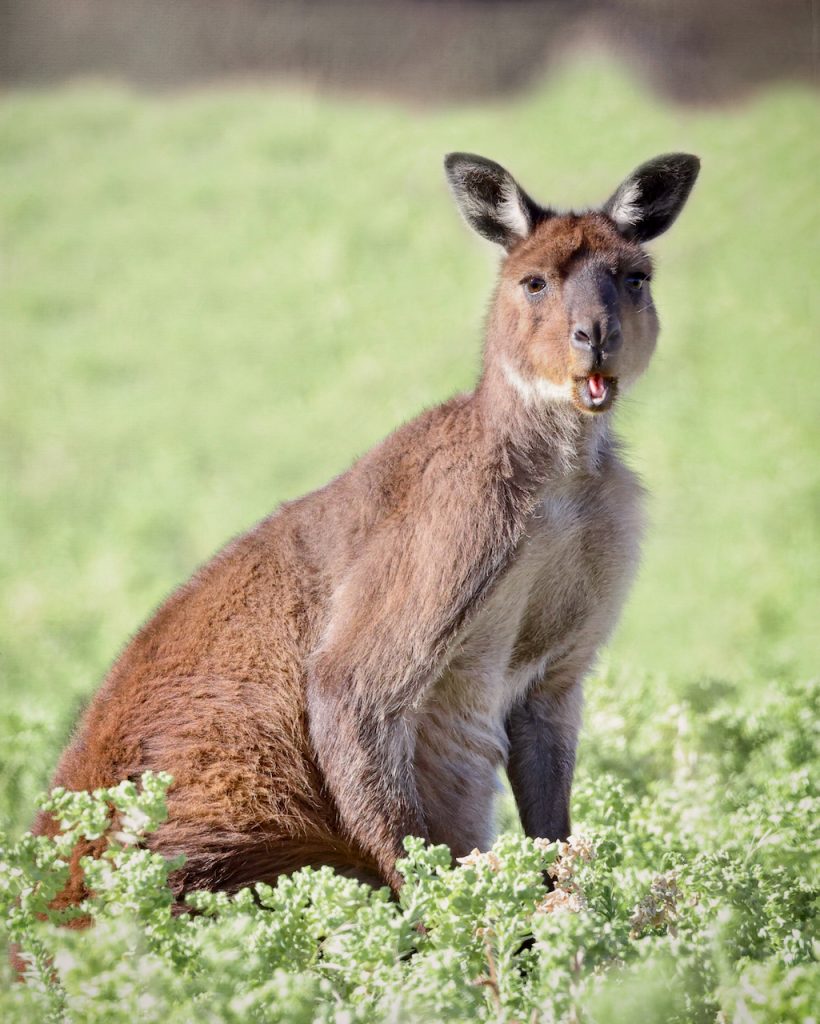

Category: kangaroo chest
[434, 462, 642, 722]
[415, 455, 642, 852]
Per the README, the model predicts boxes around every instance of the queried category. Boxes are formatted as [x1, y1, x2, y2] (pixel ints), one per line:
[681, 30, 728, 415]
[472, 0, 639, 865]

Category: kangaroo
[34, 152, 699, 907]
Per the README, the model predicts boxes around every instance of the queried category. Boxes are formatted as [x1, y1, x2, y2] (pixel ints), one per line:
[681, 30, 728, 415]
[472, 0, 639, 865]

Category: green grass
[0, 60, 818, 1021]
[0, 68, 816, 764]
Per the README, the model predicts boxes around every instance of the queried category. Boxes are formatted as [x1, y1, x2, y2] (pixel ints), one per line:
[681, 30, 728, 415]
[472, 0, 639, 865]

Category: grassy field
[0, 60, 818, 1021]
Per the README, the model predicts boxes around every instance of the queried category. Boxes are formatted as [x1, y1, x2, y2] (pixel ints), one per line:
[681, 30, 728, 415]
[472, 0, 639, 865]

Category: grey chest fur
[414, 457, 643, 853]
[437, 457, 644, 721]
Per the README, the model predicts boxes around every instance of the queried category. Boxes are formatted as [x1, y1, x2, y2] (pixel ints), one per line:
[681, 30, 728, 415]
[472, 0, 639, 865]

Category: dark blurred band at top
[0, 0, 817, 105]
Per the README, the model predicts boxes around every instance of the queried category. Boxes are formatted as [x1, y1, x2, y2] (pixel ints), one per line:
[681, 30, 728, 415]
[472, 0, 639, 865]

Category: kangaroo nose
[604, 325, 622, 353]
[571, 322, 622, 358]
[571, 325, 593, 351]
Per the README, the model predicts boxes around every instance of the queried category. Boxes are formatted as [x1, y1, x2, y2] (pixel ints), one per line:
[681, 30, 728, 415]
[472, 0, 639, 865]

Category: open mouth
[576, 373, 618, 413]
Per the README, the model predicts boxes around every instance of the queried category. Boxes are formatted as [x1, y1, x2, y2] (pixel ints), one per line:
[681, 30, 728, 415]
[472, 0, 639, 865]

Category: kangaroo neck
[473, 357, 613, 490]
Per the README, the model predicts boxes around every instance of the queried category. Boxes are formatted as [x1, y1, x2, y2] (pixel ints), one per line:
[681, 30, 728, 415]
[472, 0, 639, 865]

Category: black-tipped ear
[444, 152, 543, 251]
[604, 153, 700, 243]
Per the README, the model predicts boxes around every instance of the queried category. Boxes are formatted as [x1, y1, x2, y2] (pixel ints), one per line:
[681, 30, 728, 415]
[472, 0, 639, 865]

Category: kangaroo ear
[444, 153, 543, 251]
[604, 153, 700, 243]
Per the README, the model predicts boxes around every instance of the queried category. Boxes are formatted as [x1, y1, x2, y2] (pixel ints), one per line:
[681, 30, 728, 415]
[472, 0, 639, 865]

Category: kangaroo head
[445, 152, 699, 414]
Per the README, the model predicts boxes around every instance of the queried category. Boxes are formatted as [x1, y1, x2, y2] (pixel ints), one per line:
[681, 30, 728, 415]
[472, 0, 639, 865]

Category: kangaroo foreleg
[505, 679, 584, 843]
[306, 486, 526, 888]
[307, 680, 425, 891]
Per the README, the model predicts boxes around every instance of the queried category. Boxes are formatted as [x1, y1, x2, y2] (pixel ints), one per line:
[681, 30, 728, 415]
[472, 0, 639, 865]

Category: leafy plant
[2, 675, 815, 1023]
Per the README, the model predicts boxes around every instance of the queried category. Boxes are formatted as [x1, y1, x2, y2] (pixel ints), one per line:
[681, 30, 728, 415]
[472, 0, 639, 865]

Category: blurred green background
[1, 6, 818, 828]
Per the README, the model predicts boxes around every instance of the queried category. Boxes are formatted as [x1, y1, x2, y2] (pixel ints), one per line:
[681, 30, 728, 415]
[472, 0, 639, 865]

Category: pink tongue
[588, 373, 606, 400]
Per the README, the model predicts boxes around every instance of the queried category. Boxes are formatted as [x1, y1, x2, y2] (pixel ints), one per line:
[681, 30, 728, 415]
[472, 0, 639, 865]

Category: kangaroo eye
[523, 276, 547, 295]
[625, 273, 649, 292]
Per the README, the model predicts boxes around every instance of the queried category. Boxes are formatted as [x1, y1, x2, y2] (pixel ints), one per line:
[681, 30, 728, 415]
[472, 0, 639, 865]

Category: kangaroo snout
[570, 319, 623, 366]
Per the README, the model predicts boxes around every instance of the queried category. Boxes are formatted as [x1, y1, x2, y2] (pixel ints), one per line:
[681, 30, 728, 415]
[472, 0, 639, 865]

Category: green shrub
[2, 676, 815, 1023]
